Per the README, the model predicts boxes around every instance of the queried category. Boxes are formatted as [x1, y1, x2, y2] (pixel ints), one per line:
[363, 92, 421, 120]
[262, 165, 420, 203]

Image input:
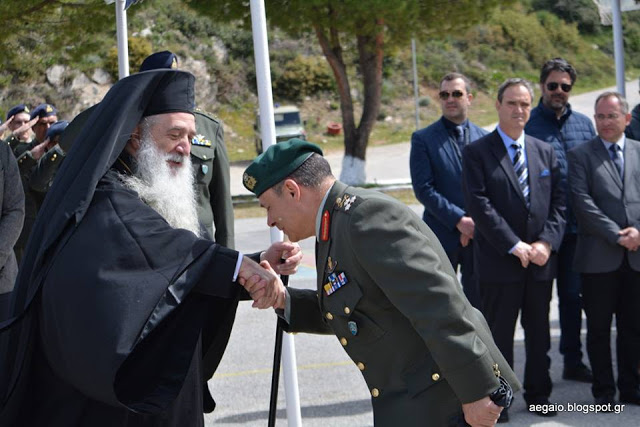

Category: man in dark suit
[243, 139, 519, 427]
[568, 92, 640, 407]
[463, 78, 566, 420]
[410, 73, 488, 309]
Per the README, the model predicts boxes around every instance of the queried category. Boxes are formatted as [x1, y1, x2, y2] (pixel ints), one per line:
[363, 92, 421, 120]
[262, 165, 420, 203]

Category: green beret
[243, 138, 323, 196]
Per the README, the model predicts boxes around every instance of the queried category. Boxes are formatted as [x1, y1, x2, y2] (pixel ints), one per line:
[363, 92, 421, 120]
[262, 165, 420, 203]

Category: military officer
[13, 119, 67, 262]
[2, 104, 36, 152]
[14, 103, 58, 158]
[243, 139, 520, 427]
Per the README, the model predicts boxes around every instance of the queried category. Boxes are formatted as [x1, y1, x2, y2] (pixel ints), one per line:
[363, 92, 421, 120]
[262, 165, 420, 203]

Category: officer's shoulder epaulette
[332, 192, 363, 214]
[194, 108, 221, 124]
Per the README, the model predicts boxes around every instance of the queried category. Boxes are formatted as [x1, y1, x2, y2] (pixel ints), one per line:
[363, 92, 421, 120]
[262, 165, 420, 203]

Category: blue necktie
[455, 125, 466, 152]
[511, 143, 530, 207]
[609, 144, 623, 179]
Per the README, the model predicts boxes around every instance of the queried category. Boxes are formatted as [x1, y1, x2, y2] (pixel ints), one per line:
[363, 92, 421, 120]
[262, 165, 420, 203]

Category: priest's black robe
[5, 169, 241, 426]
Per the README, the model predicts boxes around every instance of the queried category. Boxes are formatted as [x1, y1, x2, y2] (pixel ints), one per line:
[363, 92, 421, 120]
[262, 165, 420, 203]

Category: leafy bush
[531, 0, 602, 34]
[273, 56, 334, 101]
[105, 37, 152, 79]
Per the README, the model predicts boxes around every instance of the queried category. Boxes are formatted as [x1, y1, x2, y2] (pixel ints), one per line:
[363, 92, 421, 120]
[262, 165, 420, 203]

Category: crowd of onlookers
[410, 57, 640, 422]
[1, 55, 639, 424]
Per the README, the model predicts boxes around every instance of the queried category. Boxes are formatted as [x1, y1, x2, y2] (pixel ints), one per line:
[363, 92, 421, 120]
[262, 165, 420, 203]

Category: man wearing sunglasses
[410, 73, 488, 310]
[525, 58, 596, 385]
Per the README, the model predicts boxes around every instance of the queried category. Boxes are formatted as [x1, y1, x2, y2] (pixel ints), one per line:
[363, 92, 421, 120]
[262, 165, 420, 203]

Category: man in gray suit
[568, 92, 640, 407]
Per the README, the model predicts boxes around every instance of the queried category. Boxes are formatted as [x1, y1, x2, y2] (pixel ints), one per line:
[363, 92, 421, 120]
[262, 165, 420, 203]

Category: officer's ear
[125, 124, 142, 157]
[283, 178, 301, 201]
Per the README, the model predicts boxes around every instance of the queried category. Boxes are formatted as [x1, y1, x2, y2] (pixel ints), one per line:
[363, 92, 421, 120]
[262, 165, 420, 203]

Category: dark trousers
[582, 255, 640, 398]
[448, 243, 482, 311]
[556, 233, 585, 367]
[481, 277, 552, 404]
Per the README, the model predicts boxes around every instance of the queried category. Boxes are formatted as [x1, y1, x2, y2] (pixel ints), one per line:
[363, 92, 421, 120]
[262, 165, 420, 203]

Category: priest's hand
[260, 241, 302, 276]
[238, 258, 284, 309]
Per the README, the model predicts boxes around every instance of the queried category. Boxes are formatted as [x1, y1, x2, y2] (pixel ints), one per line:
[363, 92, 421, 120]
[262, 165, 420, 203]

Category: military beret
[30, 103, 57, 120]
[243, 138, 323, 197]
[46, 120, 69, 141]
[6, 104, 30, 120]
[139, 51, 179, 72]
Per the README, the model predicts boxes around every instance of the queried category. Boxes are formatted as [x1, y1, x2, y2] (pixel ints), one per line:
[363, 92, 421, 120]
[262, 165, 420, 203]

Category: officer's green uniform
[12, 139, 37, 158]
[4, 135, 25, 153]
[13, 147, 39, 262]
[191, 109, 234, 248]
[244, 140, 521, 426]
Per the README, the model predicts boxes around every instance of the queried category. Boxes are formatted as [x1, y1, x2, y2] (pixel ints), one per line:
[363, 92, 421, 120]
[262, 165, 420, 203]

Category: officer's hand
[0, 116, 12, 134]
[249, 261, 286, 309]
[460, 233, 471, 247]
[30, 140, 48, 161]
[261, 241, 302, 276]
[13, 117, 38, 136]
[462, 396, 502, 427]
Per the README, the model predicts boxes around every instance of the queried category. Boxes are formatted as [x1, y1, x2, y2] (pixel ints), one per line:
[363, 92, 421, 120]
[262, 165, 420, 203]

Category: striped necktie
[511, 143, 530, 207]
[609, 144, 623, 179]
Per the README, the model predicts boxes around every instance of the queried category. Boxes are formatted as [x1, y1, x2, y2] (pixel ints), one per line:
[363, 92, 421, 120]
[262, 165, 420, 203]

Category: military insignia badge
[45, 104, 53, 113]
[192, 134, 212, 146]
[171, 57, 178, 69]
[324, 271, 348, 296]
[243, 173, 257, 191]
[326, 256, 337, 274]
[335, 196, 343, 208]
[348, 321, 358, 336]
[343, 195, 357, 211]
[24, 106, 30, 113]
[201, 164, 209, 175]
[320, 210, 330, 241]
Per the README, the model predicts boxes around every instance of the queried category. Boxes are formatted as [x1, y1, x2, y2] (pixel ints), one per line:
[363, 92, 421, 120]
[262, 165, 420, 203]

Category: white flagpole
[115, 0, 130, 79]
[249, 1, 302, 425]
[612, 0, 626, 96]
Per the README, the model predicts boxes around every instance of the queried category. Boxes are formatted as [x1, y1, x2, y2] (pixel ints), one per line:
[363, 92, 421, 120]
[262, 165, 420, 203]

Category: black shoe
[562, 363, 593, 383]
[619, 391, 640, 405]
[497, 408, 509, 423]
[527, 400, 558, 417]
[594, 395, 616, 411]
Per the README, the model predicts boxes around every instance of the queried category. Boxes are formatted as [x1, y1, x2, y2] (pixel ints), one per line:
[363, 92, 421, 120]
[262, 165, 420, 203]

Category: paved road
[230, 79, 640, 196]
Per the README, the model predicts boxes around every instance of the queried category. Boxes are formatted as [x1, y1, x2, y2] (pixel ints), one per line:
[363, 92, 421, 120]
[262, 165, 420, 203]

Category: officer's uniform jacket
[191, 110, 234, 248]
[283, 181, 520, 426]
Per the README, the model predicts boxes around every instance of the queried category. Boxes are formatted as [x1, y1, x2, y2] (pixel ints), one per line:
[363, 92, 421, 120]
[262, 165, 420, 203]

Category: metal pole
[411, 38, 420, 130]
[612, 0, 626, 96]
[249, 1, 302, 426]
[115, 0, 129, 79]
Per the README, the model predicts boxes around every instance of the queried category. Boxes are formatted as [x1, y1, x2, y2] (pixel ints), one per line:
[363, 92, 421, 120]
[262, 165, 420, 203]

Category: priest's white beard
[121, 129, 201, 237]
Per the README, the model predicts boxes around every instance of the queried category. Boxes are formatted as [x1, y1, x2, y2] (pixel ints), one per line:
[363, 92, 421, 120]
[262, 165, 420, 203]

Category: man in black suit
[568, 92, 640, 407]
[463, 78, 566, 421]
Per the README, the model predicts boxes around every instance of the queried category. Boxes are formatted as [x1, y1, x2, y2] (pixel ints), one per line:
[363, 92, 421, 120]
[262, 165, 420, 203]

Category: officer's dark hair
[497, 78, 534, 103]
[540, 58, 577, 85]
[272, 153, 333, 195]
[440, 73, 472, 94]
[594, 91, 629, 115]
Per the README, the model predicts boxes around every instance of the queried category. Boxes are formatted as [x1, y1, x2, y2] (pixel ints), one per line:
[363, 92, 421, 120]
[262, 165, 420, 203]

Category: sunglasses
[439, 90, 465, 100]
[546, 82, 572, 93]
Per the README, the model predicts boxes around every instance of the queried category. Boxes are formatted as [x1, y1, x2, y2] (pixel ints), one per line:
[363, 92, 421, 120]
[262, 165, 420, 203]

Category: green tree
[187, 0, 510, 184]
